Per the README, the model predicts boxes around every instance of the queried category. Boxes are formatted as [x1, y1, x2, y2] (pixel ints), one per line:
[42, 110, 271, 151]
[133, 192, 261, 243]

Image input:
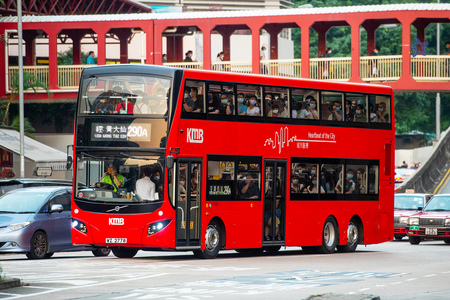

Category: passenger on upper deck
[115, 90, 135, 114]
[150, 88, 167, 114]
[133, 91, 152, 114]
[94, 91, 114, 114]
[247, 96, 260, 117]
[212, 93, 234, 115]
[376, 102, 389, 123]
[306, 175, 325, 194]
[268, 104, 281, 118]
[328, 101, 343, 121]
[307, 97, 319, 120]
[281, 96, 289, 118]
[237, 93, 247, 116]
[264, 93, 274, 115]
[207, 93, 219, 114]
[345, 100, 354, 122]
[353, 104, 367, 122]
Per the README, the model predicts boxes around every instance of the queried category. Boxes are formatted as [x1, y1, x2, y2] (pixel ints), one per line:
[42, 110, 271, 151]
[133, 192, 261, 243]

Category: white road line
[2, 273, 170, 299]
[110, 293, 144, 299]
[424, 274, 436, 278]
[375, 285, 386, 288]
[441, 271, 450, 274]
[22, 286, 54, 290]
[0, 293, 18, 296]
[358, 288, 370, 292]
[390, 282, 402, 285]
[406, 278, 417, 281]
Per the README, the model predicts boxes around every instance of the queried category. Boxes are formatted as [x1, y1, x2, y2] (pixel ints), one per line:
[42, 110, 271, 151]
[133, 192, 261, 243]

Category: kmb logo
[187, 128, 203, 143]
[109, 218, 124, 225]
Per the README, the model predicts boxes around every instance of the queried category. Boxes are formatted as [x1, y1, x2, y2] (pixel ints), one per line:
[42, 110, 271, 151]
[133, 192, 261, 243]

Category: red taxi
[394, 193, 432, 240]
[406, 194, 450, 245]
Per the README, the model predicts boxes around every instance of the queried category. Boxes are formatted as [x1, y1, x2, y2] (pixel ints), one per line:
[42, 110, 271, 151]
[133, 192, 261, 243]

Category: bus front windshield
[78, 74, 171, 116]
[75, 154, 164, 203]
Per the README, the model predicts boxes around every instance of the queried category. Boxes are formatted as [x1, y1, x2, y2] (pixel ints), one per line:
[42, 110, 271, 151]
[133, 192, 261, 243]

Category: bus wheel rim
[347, 222, 358, 245]
[205, 225, 219, 251]
[324, 222, 335, 247]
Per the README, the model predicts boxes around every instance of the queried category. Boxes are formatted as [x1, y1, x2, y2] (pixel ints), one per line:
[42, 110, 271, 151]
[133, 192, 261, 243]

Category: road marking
[0, 293, 18, 296]
[358, 288, 370, 291]
[375, 285, 386, 287]
[2, 273, 169, 299]
[391, 282, 402, 285]
[424, 274, 436, 278]
[406, 278, 417, 281]
[111, 293, 144, 299]
[434, 168, 450, 194]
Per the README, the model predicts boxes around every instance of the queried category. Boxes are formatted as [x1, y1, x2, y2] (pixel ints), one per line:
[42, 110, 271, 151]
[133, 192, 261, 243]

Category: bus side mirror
[166, 155, 174, 170]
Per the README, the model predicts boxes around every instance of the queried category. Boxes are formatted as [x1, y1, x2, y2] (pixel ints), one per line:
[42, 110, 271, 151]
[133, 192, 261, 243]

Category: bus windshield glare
[78, 74, 171, 115]
[75, 154, 164, 203]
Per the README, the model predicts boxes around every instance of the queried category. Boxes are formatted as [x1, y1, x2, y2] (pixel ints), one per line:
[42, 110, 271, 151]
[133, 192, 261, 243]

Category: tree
[1, 72, 51, 126]
[58, 47, 92, 65]
[10, 115, 35, 138]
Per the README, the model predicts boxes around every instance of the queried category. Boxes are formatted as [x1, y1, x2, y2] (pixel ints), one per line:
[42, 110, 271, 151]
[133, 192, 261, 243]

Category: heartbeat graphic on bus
[264, 127, 337, 154]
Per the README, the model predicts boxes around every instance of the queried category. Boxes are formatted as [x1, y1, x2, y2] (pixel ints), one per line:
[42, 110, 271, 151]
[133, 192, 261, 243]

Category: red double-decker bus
[72, 65, 394, 258]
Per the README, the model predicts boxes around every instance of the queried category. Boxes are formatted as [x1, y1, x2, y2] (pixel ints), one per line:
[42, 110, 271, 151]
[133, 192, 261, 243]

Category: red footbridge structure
[0, 3, 449, 102]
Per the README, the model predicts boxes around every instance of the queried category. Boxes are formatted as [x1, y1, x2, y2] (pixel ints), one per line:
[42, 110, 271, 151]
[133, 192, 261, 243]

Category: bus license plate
[106, 238, 127, 243]
[425, 228, 437, 235]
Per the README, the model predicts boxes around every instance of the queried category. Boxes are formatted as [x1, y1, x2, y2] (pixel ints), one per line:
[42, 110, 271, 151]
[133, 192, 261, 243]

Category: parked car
[406, 194, 450, 245]
[394, 193, 433, 240]
[0, 178, 74, 196]
[0, 186, 110, 259]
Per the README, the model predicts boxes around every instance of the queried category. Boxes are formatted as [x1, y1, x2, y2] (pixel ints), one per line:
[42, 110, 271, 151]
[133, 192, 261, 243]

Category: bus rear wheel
[112, 247, 138, 258]
[194, 220, 221, 259]
[337, 221, 359, 253]
[317, 217, 338, 254]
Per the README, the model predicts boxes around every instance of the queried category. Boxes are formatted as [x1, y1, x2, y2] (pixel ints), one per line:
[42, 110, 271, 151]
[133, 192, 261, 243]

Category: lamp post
[436, 0, 440, 141]
[17, 0, 25, 178]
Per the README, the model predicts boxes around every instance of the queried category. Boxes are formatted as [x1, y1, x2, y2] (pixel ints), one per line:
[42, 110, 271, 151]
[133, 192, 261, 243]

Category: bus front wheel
[112, 247, 138, 258]
[194, 220, 221, 259]
[318, 217, 338, 254]
[337, 221, 359, 253]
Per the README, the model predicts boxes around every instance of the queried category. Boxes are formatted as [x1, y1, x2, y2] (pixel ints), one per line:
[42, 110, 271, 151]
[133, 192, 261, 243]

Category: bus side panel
[203, 201, 264, 249]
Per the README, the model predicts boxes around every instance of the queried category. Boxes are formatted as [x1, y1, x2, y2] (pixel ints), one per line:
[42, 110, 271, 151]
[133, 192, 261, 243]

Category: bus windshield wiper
[81, 152, 106, 159]
[119, 152, 152, 160]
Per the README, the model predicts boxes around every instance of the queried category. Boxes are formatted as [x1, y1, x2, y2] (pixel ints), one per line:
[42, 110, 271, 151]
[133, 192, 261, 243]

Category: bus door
[175, 160, 202, 249]
[263, 160, 286, 244]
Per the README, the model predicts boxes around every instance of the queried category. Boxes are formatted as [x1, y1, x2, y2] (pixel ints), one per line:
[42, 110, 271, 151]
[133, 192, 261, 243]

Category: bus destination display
[91, 123, 151, 142]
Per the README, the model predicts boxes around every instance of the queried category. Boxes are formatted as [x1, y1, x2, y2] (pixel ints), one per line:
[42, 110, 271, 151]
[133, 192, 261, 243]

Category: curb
[0, 278, 22, 290]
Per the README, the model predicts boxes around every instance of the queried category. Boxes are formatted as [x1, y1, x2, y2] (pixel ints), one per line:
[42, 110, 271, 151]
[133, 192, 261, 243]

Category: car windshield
[78, 74, 171, 116]
[394, 195, 424, 210]
[424, 196, 450, 211]
[0, 191, 50, 213]
[75, 153, 164, 203]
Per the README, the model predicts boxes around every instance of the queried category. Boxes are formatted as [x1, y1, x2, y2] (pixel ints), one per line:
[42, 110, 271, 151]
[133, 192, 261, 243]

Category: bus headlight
[409, 218, 419, 225]
[72, 219, 88, 234]
[147, 220, 171, 235]
[399, 217, 409, 224]
[445, 219, 450, 226]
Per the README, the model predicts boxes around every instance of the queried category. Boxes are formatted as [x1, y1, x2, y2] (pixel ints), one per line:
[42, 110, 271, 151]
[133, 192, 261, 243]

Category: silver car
[0, 186, 110, 259]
